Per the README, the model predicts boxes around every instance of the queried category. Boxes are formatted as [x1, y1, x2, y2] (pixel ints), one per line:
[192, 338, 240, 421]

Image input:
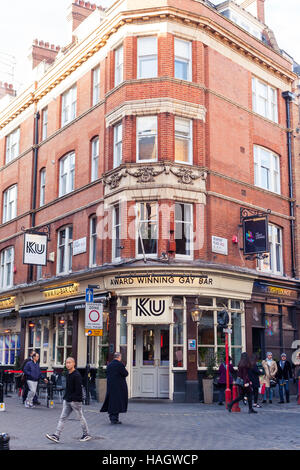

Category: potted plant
[198, 348, 207, 367]
[202, 352, 217, 404]
[95, 362, 107, 403]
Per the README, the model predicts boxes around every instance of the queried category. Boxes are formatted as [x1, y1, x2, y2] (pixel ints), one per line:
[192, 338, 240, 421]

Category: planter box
[202, 378, 214, 404]
[95, 378, 107, 403]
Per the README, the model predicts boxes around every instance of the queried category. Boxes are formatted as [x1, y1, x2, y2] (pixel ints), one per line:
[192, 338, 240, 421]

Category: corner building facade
[0, 0, 299, 401]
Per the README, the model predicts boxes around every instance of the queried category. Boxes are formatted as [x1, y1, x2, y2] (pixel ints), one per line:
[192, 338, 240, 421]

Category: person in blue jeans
[262, 352, 277, 404]
[276, 353, 293, 403]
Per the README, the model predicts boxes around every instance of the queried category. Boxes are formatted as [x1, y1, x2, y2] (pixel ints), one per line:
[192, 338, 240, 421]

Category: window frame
[91, 137, 99, 182]
[39, 168, 46, 207]
[0, 246, 14, 289]
[41, 107, 48, 141]
[3, 184, 17, 223]
[92, 66, 100, 106]
[89, 215, 97, 267]
[113, 122, 122, 168]
[57, 225, 73, 275]
[174, 117, 193, 165]
[61, 84, 77, 127]
[136, 202, 158, 258]
[257, 224, 283, 275]
[5, 128, 20, 164]
[112, 203, 121, 262]
[136, 115, 158, 163]
[137, 36, 158, 79]
[252, 77, 278, 123]
[59, 152, 75, 197]
[254, 145, 281, 194]
[174, 202, 193, 259]
[174, 37, 192, 81]
[114, 44, 124, 87]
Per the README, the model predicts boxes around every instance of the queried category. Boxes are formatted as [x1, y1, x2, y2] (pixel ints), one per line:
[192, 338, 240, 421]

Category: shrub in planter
[95, 364, 107, 403]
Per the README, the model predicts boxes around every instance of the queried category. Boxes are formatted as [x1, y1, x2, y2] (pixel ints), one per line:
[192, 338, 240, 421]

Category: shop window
[27, 318, 49, 366]
[119, 297, 128, 364]
[173, 297, 184, 368]
[53, 315, 73, 366]
[0, 334, 20, 365]
[98, 310, 109, 367]
[197, 299, 244, 368]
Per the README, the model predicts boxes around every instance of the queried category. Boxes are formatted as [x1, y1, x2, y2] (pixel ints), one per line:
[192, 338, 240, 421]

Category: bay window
[136, 202, 158, 256]
[138, 36, 157, 79]
[137, 116, 157, 162]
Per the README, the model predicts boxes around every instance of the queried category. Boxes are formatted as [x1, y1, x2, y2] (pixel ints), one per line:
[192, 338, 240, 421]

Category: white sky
[0, 0, 299, 89]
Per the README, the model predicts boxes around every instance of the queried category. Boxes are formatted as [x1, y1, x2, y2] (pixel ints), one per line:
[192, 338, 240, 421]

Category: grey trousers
[55, 400, 89, 437]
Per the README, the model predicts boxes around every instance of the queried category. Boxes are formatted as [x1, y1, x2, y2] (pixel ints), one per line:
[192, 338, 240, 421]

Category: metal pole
[85, 337, 90, 405]
[225, 332, 231, 407]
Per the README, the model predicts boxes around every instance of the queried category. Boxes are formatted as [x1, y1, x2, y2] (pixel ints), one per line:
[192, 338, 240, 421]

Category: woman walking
[217, 356, 234, 405]
[262, 352, 277, 404]
[248, 354, 262, 408]
[228, 352, 257, 414]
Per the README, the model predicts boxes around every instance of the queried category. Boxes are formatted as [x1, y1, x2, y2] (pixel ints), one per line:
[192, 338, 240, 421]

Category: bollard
[298, 377, 300, 405]
[231, 384, 241, 412]
[0, 433, 10, 450]
[0, 383, 5, 412]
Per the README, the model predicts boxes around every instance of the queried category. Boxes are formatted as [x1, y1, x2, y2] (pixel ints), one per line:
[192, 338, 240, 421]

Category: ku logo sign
[135, 298, 170, 322]
[23, 233, 48, 266]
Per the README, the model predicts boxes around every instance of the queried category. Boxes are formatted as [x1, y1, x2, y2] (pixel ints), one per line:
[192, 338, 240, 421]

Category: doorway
[132, 325, 169, 398]
[252, 327, 264, 360]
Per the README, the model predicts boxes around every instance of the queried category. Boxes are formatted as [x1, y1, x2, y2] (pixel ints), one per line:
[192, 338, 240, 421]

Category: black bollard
[0, 433, 10, 450]
[0, 382, 4, 412]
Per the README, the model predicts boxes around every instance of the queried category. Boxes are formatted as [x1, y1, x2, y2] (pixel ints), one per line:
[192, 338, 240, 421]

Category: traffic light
[217, 310, 229, 328]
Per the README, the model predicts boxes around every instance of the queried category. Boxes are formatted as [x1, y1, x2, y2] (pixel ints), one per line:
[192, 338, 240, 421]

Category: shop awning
[19, 301, 66, 318]
[0, 309, 15, 319]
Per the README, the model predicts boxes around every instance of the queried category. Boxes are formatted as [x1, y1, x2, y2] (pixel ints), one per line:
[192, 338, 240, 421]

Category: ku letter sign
[23, 233, 48, 266]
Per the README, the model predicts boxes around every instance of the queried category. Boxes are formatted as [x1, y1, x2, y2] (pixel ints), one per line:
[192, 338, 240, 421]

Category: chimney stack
[67, 1, 97, 34]
[29, 39, 61, 69]
[0, 81, 16, 100]
[257, 0, 265, 23]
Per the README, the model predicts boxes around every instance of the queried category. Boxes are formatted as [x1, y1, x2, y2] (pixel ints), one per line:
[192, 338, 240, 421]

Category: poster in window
[243, 216, 268, 255]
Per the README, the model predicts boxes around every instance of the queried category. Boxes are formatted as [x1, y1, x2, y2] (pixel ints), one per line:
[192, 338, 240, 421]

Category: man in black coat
[276, 353, 293, 403]
[100, 352, 128, 424]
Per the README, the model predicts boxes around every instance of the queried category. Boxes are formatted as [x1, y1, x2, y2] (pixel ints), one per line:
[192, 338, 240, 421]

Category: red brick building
[0, 0, 299, 401]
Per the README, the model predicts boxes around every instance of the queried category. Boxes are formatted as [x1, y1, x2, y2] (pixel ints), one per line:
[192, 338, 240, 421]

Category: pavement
[0, 393, 300, 452]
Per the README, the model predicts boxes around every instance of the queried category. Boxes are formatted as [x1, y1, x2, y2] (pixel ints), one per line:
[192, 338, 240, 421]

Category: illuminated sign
[0, 296, 16, 309]
[243, 216, 268, 255]
[42, 283, 79, 299]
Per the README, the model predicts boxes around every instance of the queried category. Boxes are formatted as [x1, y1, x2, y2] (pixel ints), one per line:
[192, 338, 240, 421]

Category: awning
[65, 294, 109, 312]
[19, 301, 66, 318]
[0, 309, 15, 319]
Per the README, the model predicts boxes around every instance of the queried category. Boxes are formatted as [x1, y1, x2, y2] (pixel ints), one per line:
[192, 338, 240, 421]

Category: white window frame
[27, 318, 50, 366]
[59, 152, 75, 197]
[3, 185, 17, 223]
[252, 77, 278, 123]
[113, 122, 122, 168]
[57, 225, 73, 274]
[42, 107, 48, 141]
[174, 38, 192, 81]
[136, 202, 158, 258]
[39, 168, 46, 207]
[175, 117, 193, 165]
[115, 44, 124, 87]
[254, 145, 280, 194]
[0, 246, 14, 289]
[257, 224, 283, 275]
[52, 314, 73, 366]
[136, 116, 157, 162]
[6, 128, 20, 164]
[92, 66, 100, 106]
[89, 216, 97, 267]
[175, 203, 193, 259]
[0, 333, 20, 366]
[61, 84, 77, 127]
[112, 204, 121, 262]
[137, 36, 157, 79]
[91, 137, 99, 182]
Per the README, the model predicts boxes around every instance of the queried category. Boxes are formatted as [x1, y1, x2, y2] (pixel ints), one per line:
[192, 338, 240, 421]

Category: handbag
[235, 377, 244, 387]
[270, 379, 277, 388]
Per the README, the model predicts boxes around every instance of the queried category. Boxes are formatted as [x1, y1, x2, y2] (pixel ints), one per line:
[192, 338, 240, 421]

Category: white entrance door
[132, 325, 169, 398]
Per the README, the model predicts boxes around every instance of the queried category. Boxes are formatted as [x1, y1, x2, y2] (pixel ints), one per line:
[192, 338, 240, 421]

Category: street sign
[85, 329, 103, 337]
[85, 302, 103, 330]
[85, 288, 94, 303]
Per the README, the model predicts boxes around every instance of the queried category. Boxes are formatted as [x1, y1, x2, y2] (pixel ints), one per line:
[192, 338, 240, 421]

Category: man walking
[23, 352, 48, 408]
[100, 352, 128, 424]
[276, 353, 293, 403]
[21, 350, 40, 405]
[45, 357, 92, 443]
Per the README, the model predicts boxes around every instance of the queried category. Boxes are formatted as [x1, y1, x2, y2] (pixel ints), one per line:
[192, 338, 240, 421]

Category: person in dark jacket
[100, 352, 128, 424]
[45, 357, 91, 443]
[217, 356, 234, 405]
[23, 352, 48, 408]
[21, 350, 40, 405]
[276, 353, 293, 403]
[228, 352, 257, 414]
[248, 354, 262, 408]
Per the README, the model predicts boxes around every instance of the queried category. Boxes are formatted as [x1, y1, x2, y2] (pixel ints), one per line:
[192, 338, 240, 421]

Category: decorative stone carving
[168, 167, 207, 185]
[126, 166, 165, 183]
[103, 170, 126, 189]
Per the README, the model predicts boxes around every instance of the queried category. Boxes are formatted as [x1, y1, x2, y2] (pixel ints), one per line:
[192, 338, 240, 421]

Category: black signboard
[243, 216, 269, 255]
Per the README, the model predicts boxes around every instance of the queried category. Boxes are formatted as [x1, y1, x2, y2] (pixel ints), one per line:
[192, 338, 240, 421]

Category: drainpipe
[282, 91, 296, 278]
[29, 109, 40, 282]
